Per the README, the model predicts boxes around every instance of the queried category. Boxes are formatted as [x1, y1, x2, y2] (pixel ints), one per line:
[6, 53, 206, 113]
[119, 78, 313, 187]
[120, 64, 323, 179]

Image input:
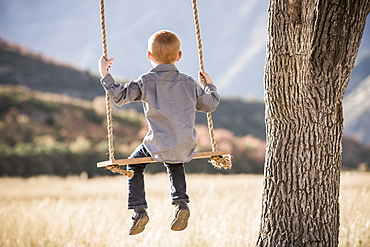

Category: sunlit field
[0, 172, 369, 246]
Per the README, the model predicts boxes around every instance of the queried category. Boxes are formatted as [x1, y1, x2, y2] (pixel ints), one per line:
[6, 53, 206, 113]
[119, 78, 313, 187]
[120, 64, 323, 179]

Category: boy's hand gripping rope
[192, 0, 232, 169]
[100, 0, 134, 178]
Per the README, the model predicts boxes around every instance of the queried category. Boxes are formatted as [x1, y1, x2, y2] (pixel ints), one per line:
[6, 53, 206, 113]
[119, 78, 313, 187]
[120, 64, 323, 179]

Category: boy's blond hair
[148, 30, 181, 64]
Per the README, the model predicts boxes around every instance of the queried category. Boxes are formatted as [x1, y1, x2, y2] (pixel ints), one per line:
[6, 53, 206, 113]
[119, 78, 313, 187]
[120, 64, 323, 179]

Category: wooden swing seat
[97, 150, 231, 168]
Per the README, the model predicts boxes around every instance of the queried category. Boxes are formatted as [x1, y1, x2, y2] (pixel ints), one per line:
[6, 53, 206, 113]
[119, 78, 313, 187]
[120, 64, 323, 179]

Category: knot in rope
[107, 164, 134, 178]
[209, 155, 232, 169]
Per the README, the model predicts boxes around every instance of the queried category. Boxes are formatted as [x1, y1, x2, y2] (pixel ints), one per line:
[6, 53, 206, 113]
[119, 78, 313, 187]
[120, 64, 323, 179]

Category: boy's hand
[98, 56, 114, 78]
[198, 71, 214, 85]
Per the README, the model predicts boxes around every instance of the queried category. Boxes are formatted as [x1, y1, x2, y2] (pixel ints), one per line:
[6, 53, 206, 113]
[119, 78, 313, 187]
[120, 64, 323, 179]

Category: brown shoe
[129, 209, 149, 235]
[170, 202, 190, 231]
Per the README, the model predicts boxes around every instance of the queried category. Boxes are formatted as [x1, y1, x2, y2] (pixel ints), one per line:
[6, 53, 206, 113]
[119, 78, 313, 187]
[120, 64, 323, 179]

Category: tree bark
[257, 0, 370, 246]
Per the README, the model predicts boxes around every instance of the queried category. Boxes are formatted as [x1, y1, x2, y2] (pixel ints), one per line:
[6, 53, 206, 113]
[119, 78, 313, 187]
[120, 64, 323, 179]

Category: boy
[98, 30, 220, 235]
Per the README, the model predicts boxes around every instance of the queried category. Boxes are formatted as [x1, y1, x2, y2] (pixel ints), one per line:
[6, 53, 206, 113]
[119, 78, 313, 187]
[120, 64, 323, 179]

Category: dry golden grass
[0, 172, 369, 247]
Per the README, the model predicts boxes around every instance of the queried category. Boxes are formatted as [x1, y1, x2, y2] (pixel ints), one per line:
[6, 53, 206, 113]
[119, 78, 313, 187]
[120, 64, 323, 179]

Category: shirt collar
[150, 64, 179, 73]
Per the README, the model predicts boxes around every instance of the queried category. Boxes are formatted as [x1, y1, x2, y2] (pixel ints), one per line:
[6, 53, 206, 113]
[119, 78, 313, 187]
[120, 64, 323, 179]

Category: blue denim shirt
[101, 64, 220, 163]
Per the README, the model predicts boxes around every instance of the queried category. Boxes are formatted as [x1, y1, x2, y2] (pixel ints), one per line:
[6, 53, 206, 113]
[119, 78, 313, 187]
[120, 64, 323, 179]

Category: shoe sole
[129, 215, 149, 235]
[171, 209, 190, 231]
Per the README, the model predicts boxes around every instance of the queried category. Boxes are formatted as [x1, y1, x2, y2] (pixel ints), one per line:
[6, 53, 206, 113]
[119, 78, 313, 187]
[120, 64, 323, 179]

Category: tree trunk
[257, 0, 370, 246]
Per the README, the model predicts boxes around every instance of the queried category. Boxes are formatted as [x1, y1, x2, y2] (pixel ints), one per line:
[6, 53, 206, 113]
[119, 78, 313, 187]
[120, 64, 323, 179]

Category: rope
[99, 0, 134, 178]
[191, 0, 232, 169]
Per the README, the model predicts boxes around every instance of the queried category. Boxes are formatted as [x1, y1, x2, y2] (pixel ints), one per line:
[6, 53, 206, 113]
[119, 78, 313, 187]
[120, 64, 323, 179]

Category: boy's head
[147, 30, 182, 65]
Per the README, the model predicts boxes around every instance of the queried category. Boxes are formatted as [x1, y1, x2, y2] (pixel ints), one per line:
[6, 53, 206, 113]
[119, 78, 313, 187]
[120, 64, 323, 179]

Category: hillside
[0, 39, 269, 176]
[0, 39, 102, 100]
[0, 40, 369, 177]
[0, 86, 270, 176]
[0, 86, 143, 177]
[2, 38, 370, 144]
[1, 85, 367, 178]
[0, 39, 267, 138]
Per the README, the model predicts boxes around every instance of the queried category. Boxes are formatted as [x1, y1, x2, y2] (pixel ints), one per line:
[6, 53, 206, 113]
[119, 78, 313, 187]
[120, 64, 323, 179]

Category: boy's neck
[151, 61, 176, 67]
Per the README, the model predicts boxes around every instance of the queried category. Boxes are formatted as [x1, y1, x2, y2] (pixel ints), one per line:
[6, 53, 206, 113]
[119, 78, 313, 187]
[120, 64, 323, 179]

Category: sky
[0, 0, 369, 100]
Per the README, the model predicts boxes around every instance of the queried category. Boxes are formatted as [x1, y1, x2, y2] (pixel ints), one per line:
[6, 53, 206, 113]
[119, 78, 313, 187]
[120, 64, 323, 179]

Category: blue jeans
[126, 144, 190, 210]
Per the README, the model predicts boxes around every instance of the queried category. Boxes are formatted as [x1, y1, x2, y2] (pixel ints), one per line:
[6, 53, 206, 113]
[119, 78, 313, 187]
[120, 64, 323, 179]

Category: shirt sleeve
[100, 73, 143, 106]
[195, 83, 220, 113]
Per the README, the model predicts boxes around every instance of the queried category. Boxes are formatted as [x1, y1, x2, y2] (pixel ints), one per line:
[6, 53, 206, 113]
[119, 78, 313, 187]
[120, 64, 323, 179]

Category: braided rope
[99, 0, 134, 178]
[191, 0, 231, 169]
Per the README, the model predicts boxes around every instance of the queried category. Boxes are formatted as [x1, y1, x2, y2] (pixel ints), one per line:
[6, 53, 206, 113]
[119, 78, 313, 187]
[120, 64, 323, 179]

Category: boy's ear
[147, 51, 153, 61]
[176, 51, 182, 61]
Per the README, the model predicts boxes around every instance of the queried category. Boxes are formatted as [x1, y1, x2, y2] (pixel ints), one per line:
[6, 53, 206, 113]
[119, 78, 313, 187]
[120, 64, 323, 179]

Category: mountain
[0, 40, 269, 176]
[1, 38, 369, 144]
[344, 75, 370, 145]
[0, 39, 103, 100]
[0, 0, 268, 99]
[0, 40, 369, 176]
[346, 53, 370, 95]
[0, 39, 266, 139]
[344, 51, 370, 145]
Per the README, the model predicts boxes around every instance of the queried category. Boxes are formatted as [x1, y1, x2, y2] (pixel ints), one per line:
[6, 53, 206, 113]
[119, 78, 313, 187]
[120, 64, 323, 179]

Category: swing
[97, 0, 232, 178]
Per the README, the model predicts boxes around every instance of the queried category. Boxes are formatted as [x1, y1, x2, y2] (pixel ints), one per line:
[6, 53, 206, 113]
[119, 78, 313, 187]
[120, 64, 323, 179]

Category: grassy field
[0, 172, 369, 247]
